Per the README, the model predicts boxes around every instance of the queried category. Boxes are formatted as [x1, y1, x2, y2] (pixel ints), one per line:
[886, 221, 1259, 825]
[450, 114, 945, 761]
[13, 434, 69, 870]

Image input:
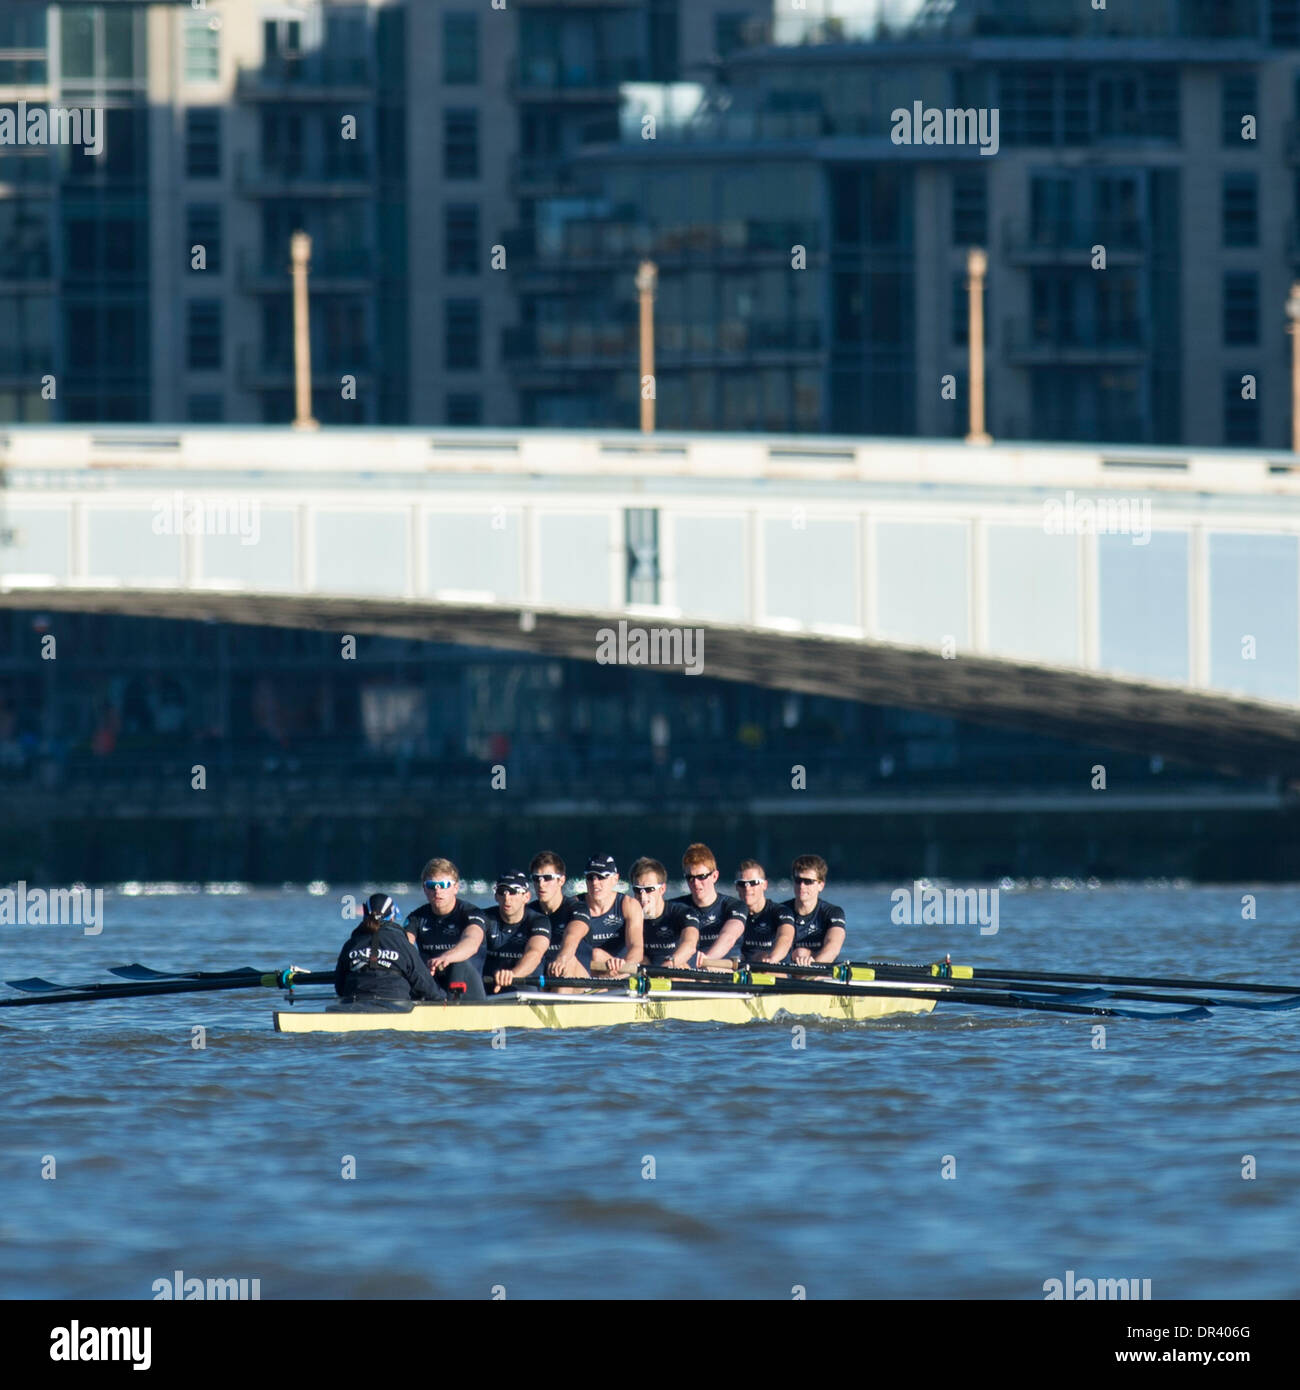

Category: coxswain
[404, 857, 488, 999]
[672, 842, 747, 968]
[630, 856, 699, 968]
[528, 850, 591, 979]
[733, 859, 795, 965]
[578, 853, 644, 975]
[482, 870, 553, 993]
[783, 855, 847, 965]
[335, 893, 442, 1002]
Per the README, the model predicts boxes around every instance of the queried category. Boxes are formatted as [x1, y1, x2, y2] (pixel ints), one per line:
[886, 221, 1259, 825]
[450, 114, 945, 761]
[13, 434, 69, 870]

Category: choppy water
[2, 884, 1297, 1299]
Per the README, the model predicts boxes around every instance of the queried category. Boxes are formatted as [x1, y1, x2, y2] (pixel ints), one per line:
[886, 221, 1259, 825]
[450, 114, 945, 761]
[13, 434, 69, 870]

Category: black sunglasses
[685, 871, 714, 882]
[794, 876, 822, 886]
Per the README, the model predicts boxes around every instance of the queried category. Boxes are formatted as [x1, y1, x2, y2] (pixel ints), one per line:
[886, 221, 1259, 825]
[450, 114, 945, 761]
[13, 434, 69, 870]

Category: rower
[404, 857, 487, 1000]
[528, 850, 591, 979]
[335, 893, 443, 1003]
[629, 856, 699, 968]
[482, 871, 552, 993]
[672, 842, 747, 969]
[784, 855, 847, 966]
[733, 860, 795, 966]
[578, 853, 643, 975]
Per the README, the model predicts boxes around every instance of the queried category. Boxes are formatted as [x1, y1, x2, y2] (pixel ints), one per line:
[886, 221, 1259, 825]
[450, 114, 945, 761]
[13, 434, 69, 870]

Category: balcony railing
[1003, 216, 1146, 260]
[0, 346, 53, 376]
[235, 150, 374, 194]
[526, 219, 821, 267]
[503, 318, 822, 364]
[238, 342, 373, 386]
[238, 247, 375, 290]
[1003, 318, 1148, 360]
[514, 55, 647, 92]
[235, 56, 375, 95]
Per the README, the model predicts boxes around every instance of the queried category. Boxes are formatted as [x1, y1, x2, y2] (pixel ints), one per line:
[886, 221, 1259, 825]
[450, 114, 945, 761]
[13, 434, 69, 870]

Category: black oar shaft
[0, 968, 335, 1008]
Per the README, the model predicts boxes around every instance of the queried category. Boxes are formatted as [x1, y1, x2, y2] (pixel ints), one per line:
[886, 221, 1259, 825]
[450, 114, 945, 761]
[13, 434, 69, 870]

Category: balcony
[238, 247, 376, 293]
[0, 345, 52, 380]
[502, 318, 822, 367]
[1002, 217, 1146, 263]
[237, 342, 374, 390]
[234, 151, 373, 198]
[513, 56, 647, 98]
[0, 152, 55, 195]
[235, 56, 375, 101]
[519, 219, 821, 272]
[1003, 318, 1148, 364]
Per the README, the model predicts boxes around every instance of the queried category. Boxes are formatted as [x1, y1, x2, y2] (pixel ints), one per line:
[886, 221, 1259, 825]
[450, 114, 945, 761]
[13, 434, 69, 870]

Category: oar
[601, 968, 1210, 1021]
[759, 957, 1300, 998]
[5, 965, 266, 994]
[739, 961, 1300, 1013]
[0, 968, 335, 1008]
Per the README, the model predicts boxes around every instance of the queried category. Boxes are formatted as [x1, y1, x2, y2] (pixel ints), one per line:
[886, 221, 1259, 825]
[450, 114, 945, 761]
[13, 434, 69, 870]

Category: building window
[443, 12, 478, 84]
[445, 204, 479, 274]
[186, 300, 222, 370]
[1275, 1, 1300, 46]
[184, 12, 220, 83]
[1223, 272, 1259, 344]
[1222, 172, 1257, 245]
[952, 171, 987, 246]
[998, 68, 1055, 144]
[1221, 73, 1257, 146]
[187, 393, 223, 423]
[1223, 370, 1260, 444]
[446, 393, 481, 425]
[186, 205, 221, 273]
[444, 109, 478, 179]
[185, 109, 221, 179]
[715, 12, 749, 57]
[445, 299, 480, 369]
[60, 4, 136, 82]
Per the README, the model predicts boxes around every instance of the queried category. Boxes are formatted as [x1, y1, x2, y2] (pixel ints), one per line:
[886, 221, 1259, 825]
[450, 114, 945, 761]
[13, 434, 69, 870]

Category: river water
[2, 882, 1297, 1299]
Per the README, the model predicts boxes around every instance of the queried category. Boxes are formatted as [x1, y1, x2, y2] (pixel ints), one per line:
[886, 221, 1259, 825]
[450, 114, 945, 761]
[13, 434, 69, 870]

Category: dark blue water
[2, 883, 1297, 1299]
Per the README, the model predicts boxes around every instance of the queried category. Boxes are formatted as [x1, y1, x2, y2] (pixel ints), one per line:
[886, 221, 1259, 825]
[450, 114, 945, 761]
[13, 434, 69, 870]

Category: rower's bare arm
[815, 926, 846, 963]
[500, 934, 550, 989]
[670, 925, 699, 967]
[621, 898, 645, 968]
[440, 924, 485, 965]
[552, 919, 589, 973]
[704, 920, 744, 961]
[765, 923, 796, 964]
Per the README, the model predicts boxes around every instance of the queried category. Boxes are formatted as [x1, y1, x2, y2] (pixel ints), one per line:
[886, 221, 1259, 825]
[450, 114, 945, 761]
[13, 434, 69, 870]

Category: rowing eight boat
[272, 985, 942, 1034]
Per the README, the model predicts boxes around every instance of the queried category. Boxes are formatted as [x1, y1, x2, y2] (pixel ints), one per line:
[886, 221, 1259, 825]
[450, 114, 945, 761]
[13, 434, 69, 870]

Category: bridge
[2, 426, 1299, 780]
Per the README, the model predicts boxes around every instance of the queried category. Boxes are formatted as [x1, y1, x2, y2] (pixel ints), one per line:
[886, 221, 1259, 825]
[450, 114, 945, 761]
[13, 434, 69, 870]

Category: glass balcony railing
[235, 151, 373, 189]
[236, 55, 375, 92]
[515, 55, 646, 91]
[238, 247, 375, 284]
[531, 219, 820, 264]
[1003, 217, 1146, 256]
[1003, 319, 1148, 356]
[503, 318, 822, 363]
